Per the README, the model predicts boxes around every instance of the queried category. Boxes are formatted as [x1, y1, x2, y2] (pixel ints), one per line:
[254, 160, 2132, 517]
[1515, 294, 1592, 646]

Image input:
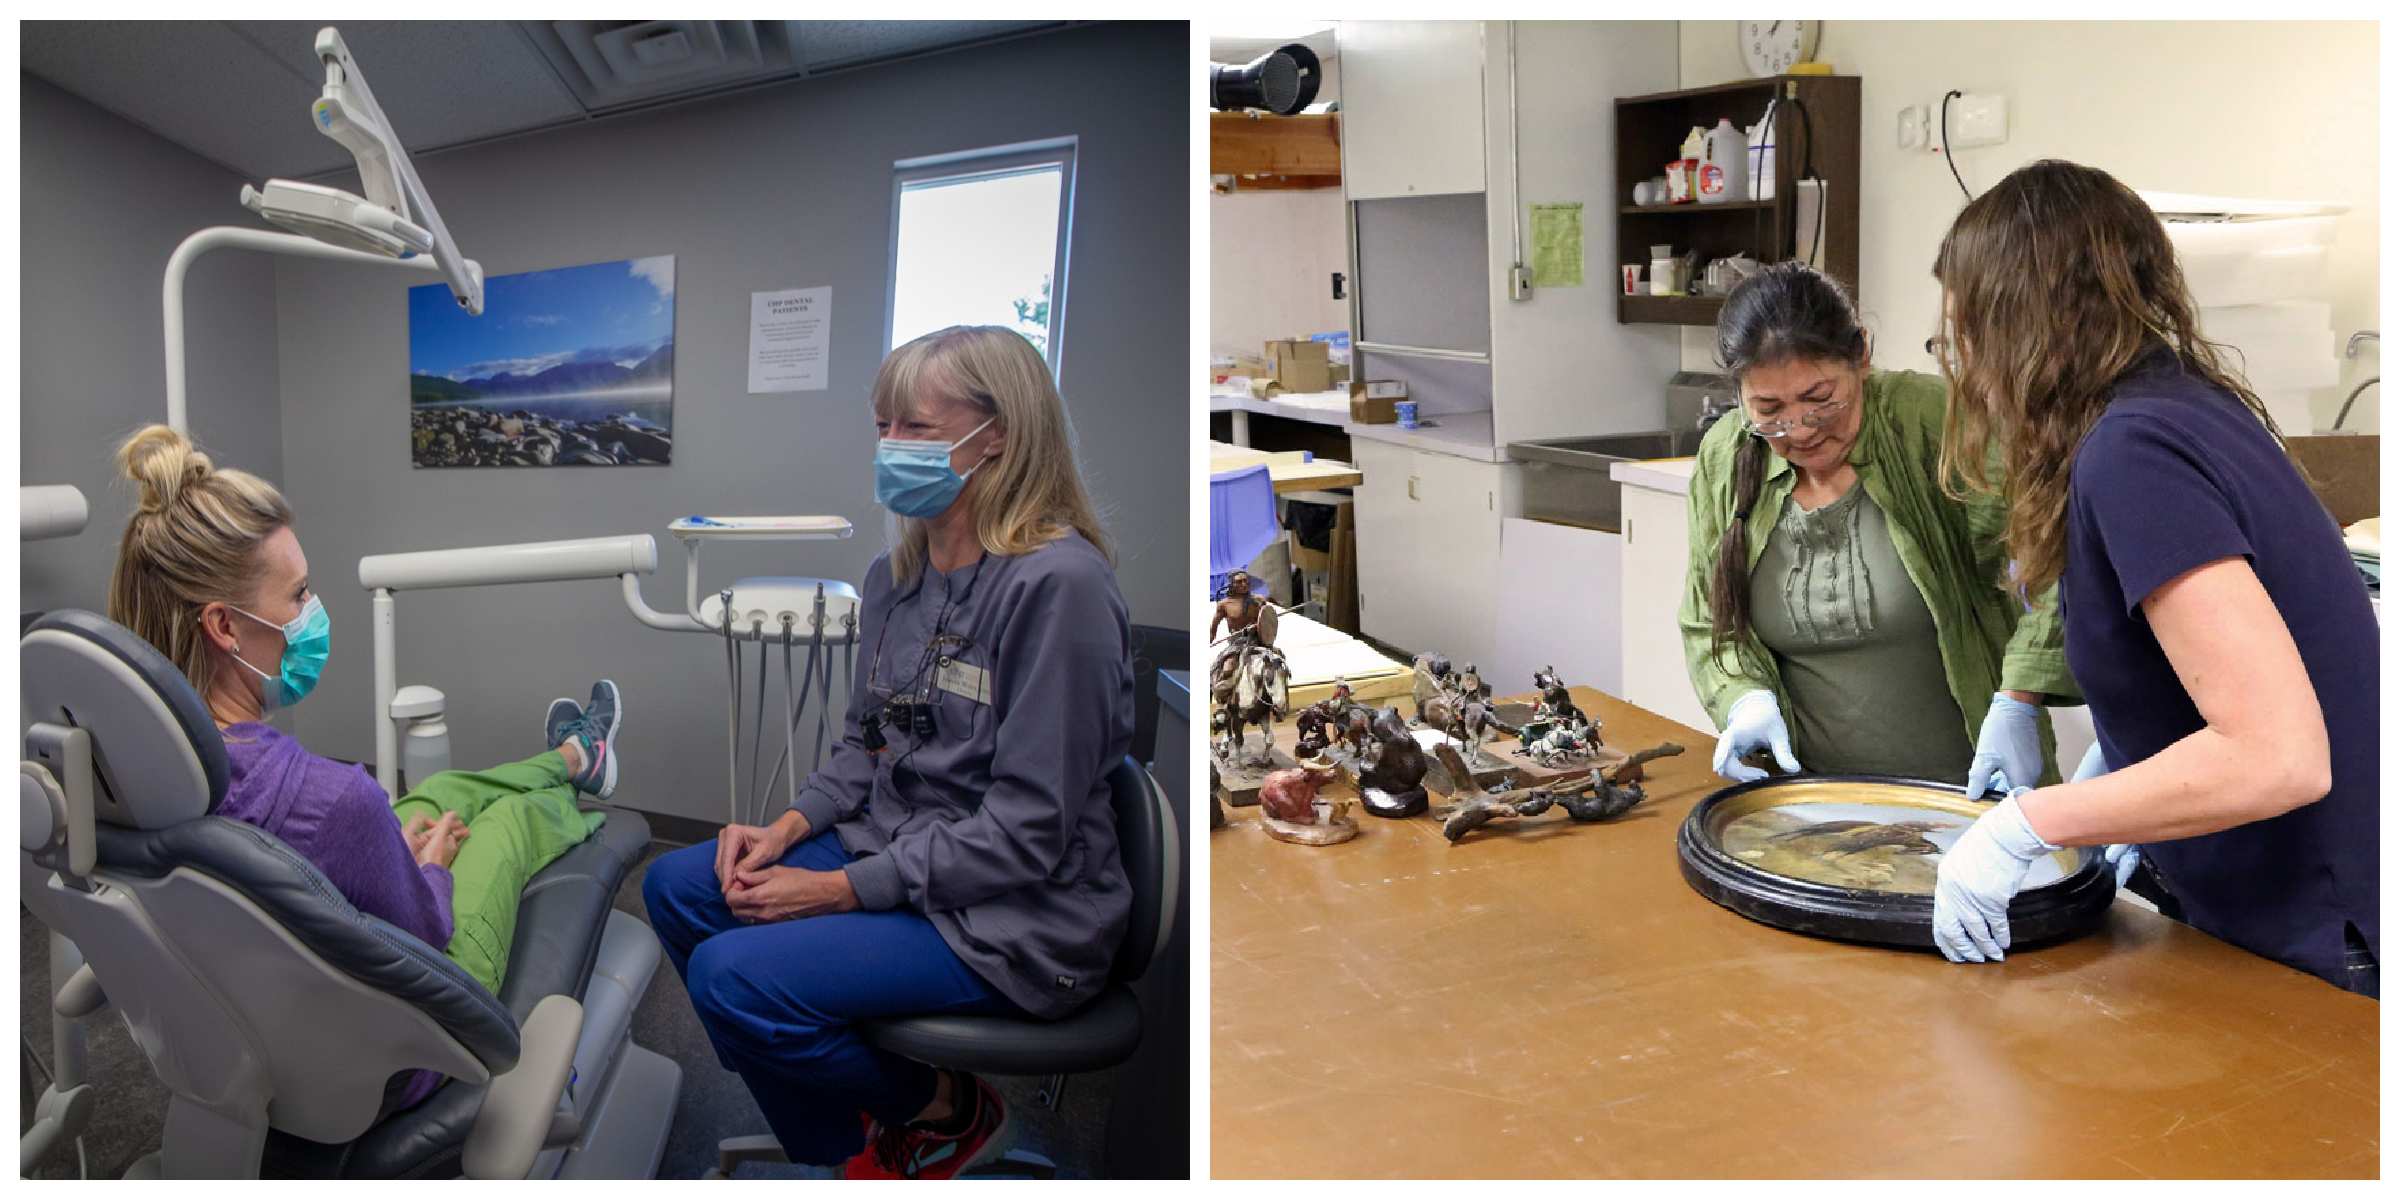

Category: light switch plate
[1897, 103, 1928, 150]
[1952, 92, 2008, 148]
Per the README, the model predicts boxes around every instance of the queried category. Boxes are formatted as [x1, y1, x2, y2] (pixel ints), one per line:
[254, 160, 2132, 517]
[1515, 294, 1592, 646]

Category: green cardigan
[1677, 369, 2079, 781]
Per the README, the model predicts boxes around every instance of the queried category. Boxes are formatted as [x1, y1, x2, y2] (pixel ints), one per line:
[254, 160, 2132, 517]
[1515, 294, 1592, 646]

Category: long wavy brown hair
[1932, 159, 2284, 599]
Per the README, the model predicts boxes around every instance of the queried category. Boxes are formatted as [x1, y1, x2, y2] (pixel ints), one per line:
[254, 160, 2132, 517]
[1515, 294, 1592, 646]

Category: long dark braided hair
[1705, 262, 1869, 671]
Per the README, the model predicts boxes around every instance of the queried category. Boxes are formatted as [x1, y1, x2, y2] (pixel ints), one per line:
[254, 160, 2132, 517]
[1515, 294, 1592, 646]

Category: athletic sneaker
[563, 680, 621, 799]
[843, 1075, 1010, 1180]
[584, 678, 621, 745]
[543, 697, 582, 749]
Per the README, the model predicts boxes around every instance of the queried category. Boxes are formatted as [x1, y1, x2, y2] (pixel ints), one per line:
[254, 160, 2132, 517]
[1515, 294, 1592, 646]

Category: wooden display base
[1480, 741, 1633, 787]
[1212, 745, 1297, 807]
[1260, 800, 1361, 846]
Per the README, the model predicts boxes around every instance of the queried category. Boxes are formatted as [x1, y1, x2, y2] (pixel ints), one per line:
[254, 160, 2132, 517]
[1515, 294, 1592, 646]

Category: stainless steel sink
[1507, 429, 1709, 531]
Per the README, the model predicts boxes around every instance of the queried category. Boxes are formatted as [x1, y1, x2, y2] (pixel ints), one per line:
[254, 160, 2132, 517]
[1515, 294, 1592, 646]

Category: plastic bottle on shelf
[1699, 118, 1748, 205]
[1747, 103, 1778, 201]
[1671, 126, 1706, 204]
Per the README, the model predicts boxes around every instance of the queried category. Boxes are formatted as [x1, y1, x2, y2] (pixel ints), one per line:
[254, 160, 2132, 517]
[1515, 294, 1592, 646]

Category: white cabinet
[1617, 480, 1714, 733]
[1337, 21, 1488, 200]
[1350, 438, 1521, 670]
[1492, 517, 1622, 701]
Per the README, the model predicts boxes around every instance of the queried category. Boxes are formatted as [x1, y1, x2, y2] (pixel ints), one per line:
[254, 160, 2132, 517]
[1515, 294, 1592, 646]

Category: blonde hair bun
[116, 424, 214, 515]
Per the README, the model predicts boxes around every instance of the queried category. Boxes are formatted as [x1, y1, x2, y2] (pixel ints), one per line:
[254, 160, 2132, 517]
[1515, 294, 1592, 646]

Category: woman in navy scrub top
[1921, 160, 2378, 996]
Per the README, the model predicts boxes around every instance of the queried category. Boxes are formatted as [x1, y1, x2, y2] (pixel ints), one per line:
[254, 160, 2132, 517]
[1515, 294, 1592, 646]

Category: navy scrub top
[2062, 349, 2378, 989]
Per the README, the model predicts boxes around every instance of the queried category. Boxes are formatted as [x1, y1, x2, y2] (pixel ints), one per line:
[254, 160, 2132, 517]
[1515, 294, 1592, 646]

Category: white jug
[1699, 118, 1749, 206]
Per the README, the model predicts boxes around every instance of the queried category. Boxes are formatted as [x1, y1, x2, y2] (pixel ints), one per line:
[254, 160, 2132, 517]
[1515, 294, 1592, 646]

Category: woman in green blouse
[1679, 262, 2074, 793]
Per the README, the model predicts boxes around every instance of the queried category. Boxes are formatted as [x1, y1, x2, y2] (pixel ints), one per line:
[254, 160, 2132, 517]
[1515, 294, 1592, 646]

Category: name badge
[936, 656, 991, 705]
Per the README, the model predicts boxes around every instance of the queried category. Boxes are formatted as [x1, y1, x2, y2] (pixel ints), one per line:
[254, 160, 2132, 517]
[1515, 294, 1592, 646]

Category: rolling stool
[712, 757, 1179, 1178]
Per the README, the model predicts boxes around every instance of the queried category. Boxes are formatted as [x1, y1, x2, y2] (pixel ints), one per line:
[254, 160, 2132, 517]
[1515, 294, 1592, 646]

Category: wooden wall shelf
[1613, 74, 1860, 326]
[1210, 111, 1341, 191]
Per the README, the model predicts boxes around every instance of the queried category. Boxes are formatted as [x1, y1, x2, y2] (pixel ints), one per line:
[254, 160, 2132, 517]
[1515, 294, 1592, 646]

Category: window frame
[883, 136, 1078, 378]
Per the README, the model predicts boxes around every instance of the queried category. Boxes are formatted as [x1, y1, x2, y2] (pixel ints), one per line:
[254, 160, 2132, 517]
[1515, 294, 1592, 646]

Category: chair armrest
[463, 993, 583, 1179]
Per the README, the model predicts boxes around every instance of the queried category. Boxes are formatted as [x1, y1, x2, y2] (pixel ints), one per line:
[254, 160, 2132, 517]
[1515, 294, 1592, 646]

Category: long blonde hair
[1932, 159, 2282, 599]
[107, 424, 293, 699]
[872, 326, 1111, 584]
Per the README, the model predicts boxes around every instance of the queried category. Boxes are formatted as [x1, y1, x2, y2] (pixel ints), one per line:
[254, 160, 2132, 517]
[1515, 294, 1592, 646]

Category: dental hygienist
[643, 325, 1135, 1177]
[1925, 161, 2377, 995]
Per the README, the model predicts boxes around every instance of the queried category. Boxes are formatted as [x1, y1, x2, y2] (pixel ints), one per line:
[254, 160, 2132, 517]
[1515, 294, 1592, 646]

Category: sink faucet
[1696, 391, 1740, 434]
[2347, 330, 2378, 358]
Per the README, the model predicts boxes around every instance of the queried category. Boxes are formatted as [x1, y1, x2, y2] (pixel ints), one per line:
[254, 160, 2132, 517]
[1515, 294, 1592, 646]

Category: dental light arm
[237, 27, 483, 315]
[174, 28, 484, 432]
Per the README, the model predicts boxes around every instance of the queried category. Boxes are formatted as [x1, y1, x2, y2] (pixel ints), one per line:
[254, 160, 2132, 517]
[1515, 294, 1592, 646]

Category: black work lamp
[1210, 43, 1322, 115]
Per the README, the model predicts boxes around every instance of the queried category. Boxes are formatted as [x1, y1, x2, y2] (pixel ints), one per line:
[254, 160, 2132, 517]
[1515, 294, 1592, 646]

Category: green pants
[390, 751, 606, 994]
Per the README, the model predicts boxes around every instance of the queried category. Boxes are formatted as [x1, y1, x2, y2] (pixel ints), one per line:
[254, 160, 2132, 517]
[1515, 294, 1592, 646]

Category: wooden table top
[1209, 442, 1363, 493]
[1210, 686, 2380, 1179]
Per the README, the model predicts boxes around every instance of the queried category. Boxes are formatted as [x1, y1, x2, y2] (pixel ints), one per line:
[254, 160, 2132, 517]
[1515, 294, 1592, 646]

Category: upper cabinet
[1337, 21, 1486, 200]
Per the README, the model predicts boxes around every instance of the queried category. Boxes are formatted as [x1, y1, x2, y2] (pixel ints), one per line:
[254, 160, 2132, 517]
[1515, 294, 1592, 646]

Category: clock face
[1740, 20, 1816, 77]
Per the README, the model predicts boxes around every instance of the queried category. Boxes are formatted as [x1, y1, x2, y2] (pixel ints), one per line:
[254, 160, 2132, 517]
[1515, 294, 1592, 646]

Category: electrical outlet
[1951, 92, 2008, 148]
[1897, 104, 1927, 150]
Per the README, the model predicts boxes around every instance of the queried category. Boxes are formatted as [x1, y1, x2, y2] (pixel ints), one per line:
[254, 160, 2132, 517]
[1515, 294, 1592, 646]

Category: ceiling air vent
[522, 20, 802, 112]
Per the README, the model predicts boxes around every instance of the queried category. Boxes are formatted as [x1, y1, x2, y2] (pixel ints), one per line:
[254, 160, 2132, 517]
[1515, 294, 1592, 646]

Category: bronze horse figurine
[1212, 643, 1292, 766]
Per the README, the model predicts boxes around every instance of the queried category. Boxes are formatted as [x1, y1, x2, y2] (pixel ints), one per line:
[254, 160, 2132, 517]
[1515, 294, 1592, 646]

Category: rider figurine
[1210, 570, 1275, 689]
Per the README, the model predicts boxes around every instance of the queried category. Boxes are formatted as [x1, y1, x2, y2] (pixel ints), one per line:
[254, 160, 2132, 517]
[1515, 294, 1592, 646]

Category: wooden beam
[1210, 111, 1341, 178]
[1214, 174, 1342, 193]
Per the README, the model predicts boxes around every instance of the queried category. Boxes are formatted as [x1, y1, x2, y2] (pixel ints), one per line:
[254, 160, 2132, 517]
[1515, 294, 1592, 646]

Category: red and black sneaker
[844, 1076, 1010, 1179]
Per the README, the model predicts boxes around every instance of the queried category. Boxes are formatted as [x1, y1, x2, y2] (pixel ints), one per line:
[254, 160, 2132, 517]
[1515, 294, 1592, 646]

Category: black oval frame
[1676, 774, 2116, 950]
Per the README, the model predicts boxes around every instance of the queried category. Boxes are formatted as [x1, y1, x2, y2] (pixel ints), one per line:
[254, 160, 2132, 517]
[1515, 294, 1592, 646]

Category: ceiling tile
[228, 21, 586, 155]
[21, 20, 329, 178]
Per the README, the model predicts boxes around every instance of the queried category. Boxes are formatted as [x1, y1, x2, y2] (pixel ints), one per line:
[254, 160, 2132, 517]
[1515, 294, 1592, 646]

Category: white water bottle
[1699, 118, 1748, 205]
[1747, 109, 1777, 201]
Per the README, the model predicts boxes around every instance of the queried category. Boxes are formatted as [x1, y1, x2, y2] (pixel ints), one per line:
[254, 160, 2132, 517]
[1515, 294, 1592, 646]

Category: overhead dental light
[238, 28, 485, 314]
[1210, 43, 1323, 115]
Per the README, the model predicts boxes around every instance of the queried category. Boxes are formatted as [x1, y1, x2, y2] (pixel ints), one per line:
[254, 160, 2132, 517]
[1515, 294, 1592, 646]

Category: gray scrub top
[1750, 482, 1971, 780]
[794, 531, 1134, 1019]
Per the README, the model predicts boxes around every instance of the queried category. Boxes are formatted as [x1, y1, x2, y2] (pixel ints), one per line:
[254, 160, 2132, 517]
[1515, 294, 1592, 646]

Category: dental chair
[713, 755, 1180, 1177]
[19, 610, 681, 1179]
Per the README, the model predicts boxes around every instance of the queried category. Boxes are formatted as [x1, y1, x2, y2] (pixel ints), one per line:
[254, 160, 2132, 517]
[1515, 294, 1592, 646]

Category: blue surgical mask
[874, 417, 995, 519]
[229, 594, 331, 709]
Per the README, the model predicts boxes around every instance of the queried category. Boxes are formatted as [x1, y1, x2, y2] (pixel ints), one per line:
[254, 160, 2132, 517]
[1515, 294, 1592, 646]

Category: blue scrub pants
[641, 831, 1022, 1165]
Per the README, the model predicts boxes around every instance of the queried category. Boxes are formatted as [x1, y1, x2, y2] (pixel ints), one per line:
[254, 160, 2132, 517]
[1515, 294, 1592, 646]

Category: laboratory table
[1210, 686, 2379, 1178]
[1209, 441, 1364, 494]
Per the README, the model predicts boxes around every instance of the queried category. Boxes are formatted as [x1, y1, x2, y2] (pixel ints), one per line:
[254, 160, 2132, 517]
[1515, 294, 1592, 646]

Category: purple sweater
[219, 722, 450, 1108]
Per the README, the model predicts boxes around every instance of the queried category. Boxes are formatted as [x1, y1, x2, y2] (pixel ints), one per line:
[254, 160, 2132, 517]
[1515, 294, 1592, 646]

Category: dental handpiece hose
[719, 588, 738, 827]
[749, 618, 767, 824]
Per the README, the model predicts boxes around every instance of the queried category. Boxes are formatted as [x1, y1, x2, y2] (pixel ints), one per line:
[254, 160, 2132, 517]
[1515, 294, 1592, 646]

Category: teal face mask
[874, 417, 994, 519]
[229, 594, 331, 709]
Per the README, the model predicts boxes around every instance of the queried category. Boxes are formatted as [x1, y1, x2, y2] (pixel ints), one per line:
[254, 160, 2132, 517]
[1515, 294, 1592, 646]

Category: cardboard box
[1265, 338, 1331, 393]
[1348, 380, 1400, 424]
[2287, 433, 2378, 526]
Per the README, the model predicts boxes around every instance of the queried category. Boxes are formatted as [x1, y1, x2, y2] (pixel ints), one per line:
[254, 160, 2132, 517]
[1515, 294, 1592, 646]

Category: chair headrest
[23, 609, 227, 828]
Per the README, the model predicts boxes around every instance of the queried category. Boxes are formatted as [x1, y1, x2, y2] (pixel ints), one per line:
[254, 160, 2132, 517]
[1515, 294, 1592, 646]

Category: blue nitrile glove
[1931, 787, 2060, 963]
[2069, 741, 2143, 888]
[1964, 692, 2044, 800]
[1712, 689, 1801, 784]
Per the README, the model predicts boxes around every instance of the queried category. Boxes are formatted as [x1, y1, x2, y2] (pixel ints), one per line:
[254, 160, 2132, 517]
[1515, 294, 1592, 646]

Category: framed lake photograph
[408, 255, 676, 467]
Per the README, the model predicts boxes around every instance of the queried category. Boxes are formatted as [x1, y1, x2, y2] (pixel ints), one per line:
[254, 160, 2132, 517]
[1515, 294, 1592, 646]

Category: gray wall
[273, 23, 1189, 823]
[19, 75, 283, 615]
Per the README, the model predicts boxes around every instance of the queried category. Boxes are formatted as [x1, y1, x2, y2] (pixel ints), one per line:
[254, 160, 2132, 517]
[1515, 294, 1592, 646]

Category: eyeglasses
[1747, 393, 1852, 439]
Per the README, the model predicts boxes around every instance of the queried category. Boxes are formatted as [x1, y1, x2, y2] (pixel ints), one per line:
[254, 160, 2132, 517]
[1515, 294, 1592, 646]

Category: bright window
[887, 140, 1075, 368]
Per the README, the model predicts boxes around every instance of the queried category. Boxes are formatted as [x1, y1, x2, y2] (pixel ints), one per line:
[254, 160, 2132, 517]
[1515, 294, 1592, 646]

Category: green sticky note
[1529, 202, 1585, 289]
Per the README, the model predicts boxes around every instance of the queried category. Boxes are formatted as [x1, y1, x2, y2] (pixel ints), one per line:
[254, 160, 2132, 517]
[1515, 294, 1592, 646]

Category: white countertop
[1343, 410, 1511, 464]
[1207, 388, 1353, 427]
[1609, 456, 1697, 495]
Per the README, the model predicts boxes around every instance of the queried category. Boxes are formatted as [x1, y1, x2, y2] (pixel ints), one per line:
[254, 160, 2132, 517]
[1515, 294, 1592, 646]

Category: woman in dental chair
[107, 424, 616, 1111]
[642, 325, 1135, 1179]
